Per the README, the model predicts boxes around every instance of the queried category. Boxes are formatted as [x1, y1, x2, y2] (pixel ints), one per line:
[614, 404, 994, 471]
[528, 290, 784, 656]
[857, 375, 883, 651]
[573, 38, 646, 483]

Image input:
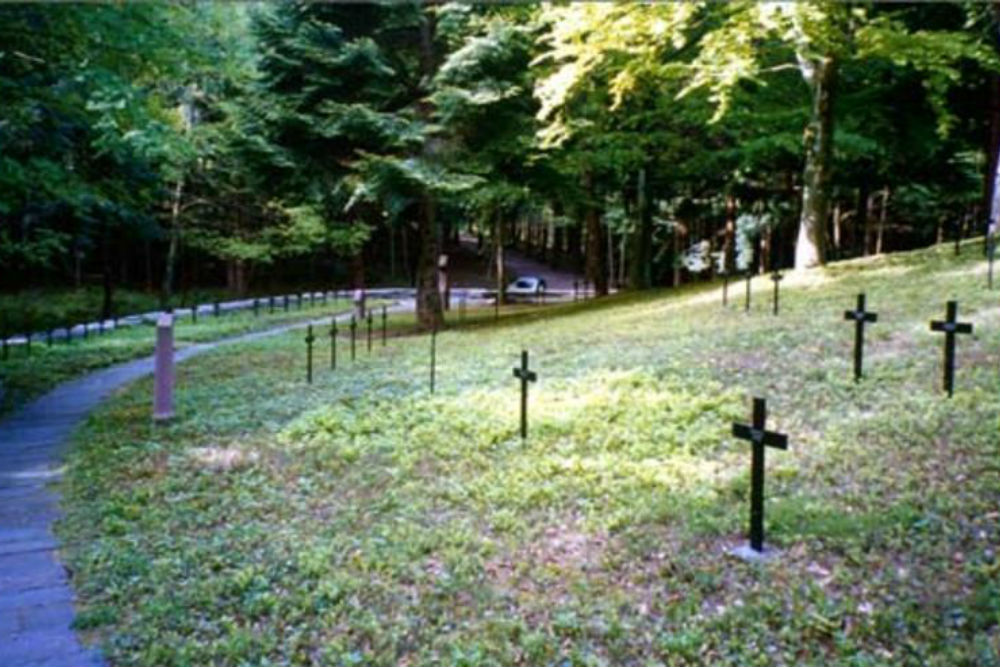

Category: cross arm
[733, 423, 788, 449]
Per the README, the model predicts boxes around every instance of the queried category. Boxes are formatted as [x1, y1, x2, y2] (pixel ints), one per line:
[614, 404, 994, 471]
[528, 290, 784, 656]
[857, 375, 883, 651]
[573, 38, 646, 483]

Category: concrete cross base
[729, 543, 781, 563]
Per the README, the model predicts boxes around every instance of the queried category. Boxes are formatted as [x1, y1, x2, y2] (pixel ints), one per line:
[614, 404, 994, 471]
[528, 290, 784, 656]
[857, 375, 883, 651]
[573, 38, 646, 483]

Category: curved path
[0, 303, 413, 666]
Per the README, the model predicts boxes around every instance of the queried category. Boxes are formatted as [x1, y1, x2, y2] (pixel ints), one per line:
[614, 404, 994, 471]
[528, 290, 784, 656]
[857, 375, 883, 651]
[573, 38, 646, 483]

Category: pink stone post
[153, 312, 175, 422]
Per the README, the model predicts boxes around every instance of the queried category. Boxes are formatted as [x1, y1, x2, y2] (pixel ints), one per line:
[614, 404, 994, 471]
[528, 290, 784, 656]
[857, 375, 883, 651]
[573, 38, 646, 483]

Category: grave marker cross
[843, 293, 878, 382]
[367, 311, 373, 354]
[770, 271, 783, 315]
[381, 306, 387, 346]
[744, 271, 752, 312]
[349, 315, 357, 362]
[429, 326, 437, 393]
[512, 350, 537, 439]
[930, 300, 973, 397]
[305, 325, 315, 384]
[329, 317, 337, 370]
[732, 397, 788, 553]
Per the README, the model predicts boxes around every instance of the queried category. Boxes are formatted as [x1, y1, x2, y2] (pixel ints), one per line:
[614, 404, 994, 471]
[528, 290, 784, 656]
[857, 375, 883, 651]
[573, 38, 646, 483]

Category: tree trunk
[722, 194, 736, 274]
[583, 170, 608, 296]
[628, 166, 653, 289]
[986, 4, 1000, 238]
[495, 209, 506, 305]
[568, 219, 583, 273]
[832, 202, 842, 254]
[226, 259, 249, 295]
[672, 222, 683, 287]
[414, 9, 443, 329]
[161, 177, 184, 307]
[351, 249, 365, 290]
[415, 196, 444, 329]
[856, 183, 870, 256]
[100, 224, 115, 319]
[876, 187, 889, 254]
[795, 53, 836, 269]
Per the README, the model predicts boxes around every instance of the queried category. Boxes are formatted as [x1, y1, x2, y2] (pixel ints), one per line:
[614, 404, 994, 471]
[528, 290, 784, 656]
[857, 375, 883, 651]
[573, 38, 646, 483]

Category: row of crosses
[510, 293, 975, 555]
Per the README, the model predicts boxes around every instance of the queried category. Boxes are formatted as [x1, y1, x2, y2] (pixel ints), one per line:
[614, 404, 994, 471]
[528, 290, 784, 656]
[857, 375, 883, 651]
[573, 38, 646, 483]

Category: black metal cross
[512, 350, 537, 439]
[732, 397, 788, 553]
[304, 324, 315, 384]
[297, 293, 302, 309]
[253, 298, 260, 317]
[192, 305, 198, 324]
[329, 317, 337, 370]
[429, 326, 437, 393]
[930, 300, 973, 397]
[82, 322, 88, 340]
[214, 301, 220, 318]
[744, 271, 752, 312]
[269, 296, 275, 314]
[381, 305, 387, 346]
[349, 315, 357, 361]
[574, 279, 579, 302]
[367, 311, 373, 354]
[843, 293, 878, 382]
[770, 271, 783, 315]
[283, 295, 289, 312]
[46, 329, 53, 347]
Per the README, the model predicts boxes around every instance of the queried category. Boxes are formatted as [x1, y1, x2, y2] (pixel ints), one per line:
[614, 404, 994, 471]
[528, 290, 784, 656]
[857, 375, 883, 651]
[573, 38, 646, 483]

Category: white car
[506, 276, 547, 296]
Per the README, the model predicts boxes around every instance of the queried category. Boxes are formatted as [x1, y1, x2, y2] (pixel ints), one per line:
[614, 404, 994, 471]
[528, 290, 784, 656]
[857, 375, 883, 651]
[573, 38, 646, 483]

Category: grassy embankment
[60, 241, 999, 666]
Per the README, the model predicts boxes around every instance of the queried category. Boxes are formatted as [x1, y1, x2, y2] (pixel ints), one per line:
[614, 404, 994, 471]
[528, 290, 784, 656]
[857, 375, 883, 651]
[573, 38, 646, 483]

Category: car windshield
[515, 280, 532, 288]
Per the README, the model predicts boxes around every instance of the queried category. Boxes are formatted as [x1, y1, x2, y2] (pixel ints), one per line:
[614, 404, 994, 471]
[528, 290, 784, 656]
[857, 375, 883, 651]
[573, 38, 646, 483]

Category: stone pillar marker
[153, 312, 175, 422]
[988, 234, 995, 290]
[353, 288, 366, 320]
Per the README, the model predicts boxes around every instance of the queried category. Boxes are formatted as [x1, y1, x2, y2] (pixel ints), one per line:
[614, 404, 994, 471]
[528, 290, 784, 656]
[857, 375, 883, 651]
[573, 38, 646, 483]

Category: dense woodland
[2, 2, 1000, 328]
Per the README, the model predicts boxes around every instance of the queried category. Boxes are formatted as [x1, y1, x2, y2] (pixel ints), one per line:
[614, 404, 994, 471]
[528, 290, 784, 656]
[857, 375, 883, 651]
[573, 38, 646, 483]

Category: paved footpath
[0, 304, 411, 667]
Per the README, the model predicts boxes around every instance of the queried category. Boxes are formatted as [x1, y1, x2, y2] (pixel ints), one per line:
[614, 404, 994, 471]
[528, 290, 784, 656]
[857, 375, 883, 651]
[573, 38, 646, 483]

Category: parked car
[506, 276, 547, 297]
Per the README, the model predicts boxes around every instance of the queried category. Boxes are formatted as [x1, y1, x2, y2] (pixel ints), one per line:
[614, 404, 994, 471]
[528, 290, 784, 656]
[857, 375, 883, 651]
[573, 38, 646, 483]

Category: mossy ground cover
[59, 242, 999, 666]
[0, 296, 399, 417]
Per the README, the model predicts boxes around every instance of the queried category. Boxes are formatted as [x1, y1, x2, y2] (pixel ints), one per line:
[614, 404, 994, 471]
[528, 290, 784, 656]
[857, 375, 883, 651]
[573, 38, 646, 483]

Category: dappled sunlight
[185, 445, 259, 472]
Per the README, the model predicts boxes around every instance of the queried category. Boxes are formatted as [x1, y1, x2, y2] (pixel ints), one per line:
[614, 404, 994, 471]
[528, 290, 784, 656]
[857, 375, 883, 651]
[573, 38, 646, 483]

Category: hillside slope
[62, 241, 999, 666]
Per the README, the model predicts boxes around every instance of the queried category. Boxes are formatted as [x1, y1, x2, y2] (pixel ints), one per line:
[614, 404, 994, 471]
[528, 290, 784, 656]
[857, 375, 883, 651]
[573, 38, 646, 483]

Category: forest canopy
[2, 1, 998, 326]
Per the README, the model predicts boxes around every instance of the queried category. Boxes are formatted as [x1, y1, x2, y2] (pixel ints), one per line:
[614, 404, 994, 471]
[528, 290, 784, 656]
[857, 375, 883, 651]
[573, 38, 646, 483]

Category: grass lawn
[59, 241, 999, 666]
[0, 296, 399, 417]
